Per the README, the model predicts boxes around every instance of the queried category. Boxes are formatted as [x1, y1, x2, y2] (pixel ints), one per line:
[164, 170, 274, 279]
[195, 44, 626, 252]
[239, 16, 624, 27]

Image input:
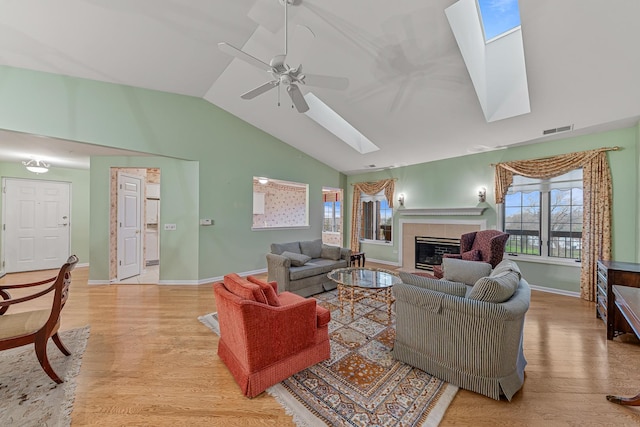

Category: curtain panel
[350, 179, 395, 252]
[493, 147, 617, 301]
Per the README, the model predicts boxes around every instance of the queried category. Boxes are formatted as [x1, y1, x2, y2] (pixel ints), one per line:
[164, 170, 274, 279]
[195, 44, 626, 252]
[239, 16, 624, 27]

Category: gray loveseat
[266, 239, 351, 297]
[392, 258, 530, 401]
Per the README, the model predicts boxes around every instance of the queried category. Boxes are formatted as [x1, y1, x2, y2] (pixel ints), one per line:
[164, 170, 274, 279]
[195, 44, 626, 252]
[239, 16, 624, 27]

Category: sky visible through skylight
[477, 0, 521, 41]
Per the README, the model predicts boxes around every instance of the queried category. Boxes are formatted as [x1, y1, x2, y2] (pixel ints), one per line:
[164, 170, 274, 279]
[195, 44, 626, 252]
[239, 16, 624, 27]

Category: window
[323, 200, 341, 233]
[252, 177, 309, 229]
[360, 191, 392, 243]
[477, 0, 521, 42]
[503, 169, 583, 260]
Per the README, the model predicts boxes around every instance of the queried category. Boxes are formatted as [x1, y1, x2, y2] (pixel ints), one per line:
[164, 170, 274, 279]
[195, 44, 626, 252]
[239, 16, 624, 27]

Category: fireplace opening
[415, 236, 461, 271]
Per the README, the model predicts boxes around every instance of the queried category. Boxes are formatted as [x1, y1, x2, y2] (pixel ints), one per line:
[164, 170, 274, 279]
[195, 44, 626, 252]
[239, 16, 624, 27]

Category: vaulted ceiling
[1, 0, 639, 174]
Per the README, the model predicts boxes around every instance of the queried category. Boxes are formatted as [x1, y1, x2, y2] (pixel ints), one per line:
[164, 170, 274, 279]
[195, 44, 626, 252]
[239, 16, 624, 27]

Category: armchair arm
[266, 253, 291, 293]
[340, 247, 352, 261]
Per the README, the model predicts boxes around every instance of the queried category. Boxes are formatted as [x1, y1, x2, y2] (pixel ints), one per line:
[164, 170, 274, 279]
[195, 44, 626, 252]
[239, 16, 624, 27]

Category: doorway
[117, 173, 143, 281]
[111, 167, 161, 284]
[322, 187, 343, 247]
[1, 178, 71, 273]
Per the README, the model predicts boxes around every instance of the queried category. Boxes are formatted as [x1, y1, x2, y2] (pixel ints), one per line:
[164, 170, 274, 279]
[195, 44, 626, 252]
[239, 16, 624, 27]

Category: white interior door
[3, 178, 71, 273]
[117, 173, 143, 281]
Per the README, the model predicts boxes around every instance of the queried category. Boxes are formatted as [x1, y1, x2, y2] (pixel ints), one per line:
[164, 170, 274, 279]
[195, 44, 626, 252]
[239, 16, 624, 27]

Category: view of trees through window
[360, 199, 392, 242]
[504, 171, 583, 260]
[323, 201, 341, 233]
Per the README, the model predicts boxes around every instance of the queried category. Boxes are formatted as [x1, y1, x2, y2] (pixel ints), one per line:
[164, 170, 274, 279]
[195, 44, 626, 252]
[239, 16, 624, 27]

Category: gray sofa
[392, 258, 530, 401]
[266, 239, 351, 297]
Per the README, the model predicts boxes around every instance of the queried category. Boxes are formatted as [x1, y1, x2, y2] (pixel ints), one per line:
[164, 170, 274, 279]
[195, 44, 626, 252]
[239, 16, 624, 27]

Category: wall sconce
[23, 159, 50, 174]
[398, 193, 405, 207]
[477, 187, 486, 203]
[257, 177, 269, 184]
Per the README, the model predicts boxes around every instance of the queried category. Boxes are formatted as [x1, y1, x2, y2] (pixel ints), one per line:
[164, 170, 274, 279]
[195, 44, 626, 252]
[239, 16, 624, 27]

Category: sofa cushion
[289, 258, 346, 281]
[300, 239, 323, 258]
[467, 271, 520, 303]
[223, 273, 267, 304]
[247, 276, 280, 306]
[282, 251, 311, 267]
[491, 259, 522, 279]
[443, 258, 492, 285]
[461, 249, 482, 261]
[321, 244, 341, 261]
[271, 241, 301, 255]
[398, 272, 468, 297]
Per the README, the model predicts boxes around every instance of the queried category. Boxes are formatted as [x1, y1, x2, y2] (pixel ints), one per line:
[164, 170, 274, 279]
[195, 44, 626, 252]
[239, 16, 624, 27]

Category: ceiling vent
[543, 124, 574, 135]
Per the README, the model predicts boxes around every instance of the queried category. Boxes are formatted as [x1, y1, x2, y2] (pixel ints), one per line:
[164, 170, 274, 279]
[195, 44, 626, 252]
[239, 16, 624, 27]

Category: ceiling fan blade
[287, 84, 309, 113]
[241, 81, 279, 100]
[303, 74, 349, 90]
[218, 42, 273, 72]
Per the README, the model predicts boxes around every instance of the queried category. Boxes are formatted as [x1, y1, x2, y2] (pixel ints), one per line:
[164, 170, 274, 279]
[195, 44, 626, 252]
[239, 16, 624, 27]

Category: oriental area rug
[0, 326, 90, 427]
[199, 290, 457, 426]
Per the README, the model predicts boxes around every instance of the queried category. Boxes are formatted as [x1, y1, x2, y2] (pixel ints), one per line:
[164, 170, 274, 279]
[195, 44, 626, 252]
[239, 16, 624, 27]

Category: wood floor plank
[3, 264, 640, 425]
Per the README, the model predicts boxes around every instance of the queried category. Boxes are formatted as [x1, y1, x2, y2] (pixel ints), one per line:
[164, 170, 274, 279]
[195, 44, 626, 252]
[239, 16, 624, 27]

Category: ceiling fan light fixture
[22, 159, 50, 174]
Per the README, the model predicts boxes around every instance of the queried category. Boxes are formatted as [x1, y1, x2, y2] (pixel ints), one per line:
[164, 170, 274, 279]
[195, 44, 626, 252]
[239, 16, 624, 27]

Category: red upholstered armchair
[433, 230, 509, 278]
[213, 273, 330, 398]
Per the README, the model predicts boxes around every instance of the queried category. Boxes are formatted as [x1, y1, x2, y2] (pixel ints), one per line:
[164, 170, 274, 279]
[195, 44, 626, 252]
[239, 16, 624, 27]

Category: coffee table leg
[386, 288, 393, 324]
[350, 286, 355, 319]
[338, 284, 344, 315]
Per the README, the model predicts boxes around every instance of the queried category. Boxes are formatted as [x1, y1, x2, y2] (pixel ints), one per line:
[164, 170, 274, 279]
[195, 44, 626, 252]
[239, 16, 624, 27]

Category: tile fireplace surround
[399, 219, 486, 271]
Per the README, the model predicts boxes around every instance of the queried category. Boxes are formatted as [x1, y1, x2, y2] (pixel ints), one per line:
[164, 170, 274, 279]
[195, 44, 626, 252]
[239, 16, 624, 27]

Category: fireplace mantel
[398, 207, 487, 216]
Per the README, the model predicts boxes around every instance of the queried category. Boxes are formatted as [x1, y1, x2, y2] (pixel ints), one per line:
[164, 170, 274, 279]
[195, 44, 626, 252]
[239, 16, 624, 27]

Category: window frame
[359, 196, 393, 245]
[323, 200, 341, 233]
[500, 171, 583, 267]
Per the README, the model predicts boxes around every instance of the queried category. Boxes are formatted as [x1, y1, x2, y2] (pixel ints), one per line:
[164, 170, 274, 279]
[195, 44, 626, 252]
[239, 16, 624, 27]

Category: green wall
[346, 126, 639, 293]
[0, 161, 90, 269]
[0, 65, 344, 282]
[89, 156, 199, 282]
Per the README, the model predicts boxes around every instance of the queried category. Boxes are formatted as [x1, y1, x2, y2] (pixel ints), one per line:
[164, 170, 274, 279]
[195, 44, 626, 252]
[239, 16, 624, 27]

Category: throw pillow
[321, 244, 342, 261]
[467, 271, 520, 303]
[399, 272, 467, 297]
[281, 251, 311, 267]
[491, 259, 522, 279]
[461, 249, 482, 261]
[223, 273, 267, 304]
[270, 241, 301, 255]
[247, 276, 280, 306]
[300, 239, 323, 258]
[443, 258, 492, 285]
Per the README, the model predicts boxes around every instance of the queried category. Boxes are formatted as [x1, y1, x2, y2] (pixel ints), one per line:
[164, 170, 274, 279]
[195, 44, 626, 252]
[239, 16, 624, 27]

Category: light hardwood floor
[3, 263, 640, 426]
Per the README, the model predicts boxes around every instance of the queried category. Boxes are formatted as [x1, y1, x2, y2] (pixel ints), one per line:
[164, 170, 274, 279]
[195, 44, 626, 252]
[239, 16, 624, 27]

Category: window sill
[360, 240, 393, 247]
[252, 225, 310, 231]
[504, 253, 581, 268]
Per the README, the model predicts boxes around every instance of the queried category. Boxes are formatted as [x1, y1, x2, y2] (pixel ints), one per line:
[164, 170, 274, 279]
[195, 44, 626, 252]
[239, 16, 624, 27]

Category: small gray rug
[0, 326, 90, 426]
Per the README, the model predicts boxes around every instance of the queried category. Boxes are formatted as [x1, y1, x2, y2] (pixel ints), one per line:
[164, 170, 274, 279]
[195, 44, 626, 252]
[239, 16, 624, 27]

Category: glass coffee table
[328, 267, 402, 323]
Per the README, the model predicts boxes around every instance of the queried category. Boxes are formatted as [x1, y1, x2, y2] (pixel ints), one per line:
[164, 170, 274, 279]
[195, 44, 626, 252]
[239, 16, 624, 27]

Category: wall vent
[543, 124, 574, 135]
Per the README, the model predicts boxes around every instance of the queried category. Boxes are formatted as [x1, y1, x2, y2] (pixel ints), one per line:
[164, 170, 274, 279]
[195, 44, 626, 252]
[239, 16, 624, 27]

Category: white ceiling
[0, 0, 639, 174]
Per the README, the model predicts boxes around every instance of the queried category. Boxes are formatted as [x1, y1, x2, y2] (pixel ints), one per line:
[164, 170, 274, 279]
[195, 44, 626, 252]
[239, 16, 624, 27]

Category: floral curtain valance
[493, 146, 617, 302]
[349, 179, 395, 252]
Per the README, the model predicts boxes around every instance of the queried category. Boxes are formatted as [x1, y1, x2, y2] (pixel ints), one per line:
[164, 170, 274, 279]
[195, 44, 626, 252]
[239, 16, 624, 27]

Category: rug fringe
[198, 313, 219, 335]
[421, 383, 458, 426]
[266, 384, 327, 427]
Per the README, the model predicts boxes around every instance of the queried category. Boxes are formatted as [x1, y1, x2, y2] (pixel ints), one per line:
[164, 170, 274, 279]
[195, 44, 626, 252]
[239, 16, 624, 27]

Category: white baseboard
[365, 258, 400, 267]
[87, 280, 111, 285]
[528, 283, 580, 298]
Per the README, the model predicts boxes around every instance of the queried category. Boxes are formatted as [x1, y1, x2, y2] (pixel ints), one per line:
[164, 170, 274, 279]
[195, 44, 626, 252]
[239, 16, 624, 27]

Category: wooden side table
[349, 252, 365, 267]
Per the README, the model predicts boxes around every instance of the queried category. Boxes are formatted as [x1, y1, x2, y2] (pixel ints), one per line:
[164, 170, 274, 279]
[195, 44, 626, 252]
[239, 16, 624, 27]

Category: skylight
[303, 93, 379, 154]
[477, 0, 521, 42]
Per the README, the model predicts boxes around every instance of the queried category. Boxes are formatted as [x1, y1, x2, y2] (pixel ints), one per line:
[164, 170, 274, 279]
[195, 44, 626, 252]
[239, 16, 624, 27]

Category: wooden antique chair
[0, 255, 79, 384]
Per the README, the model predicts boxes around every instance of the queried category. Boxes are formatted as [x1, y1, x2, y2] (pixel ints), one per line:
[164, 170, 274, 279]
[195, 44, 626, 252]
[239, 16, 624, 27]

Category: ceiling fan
[218, 0, 348, 113]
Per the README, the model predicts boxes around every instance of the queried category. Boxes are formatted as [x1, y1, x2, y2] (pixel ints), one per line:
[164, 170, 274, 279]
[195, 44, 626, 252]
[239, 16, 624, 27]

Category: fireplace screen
[415, 236, 461, 271]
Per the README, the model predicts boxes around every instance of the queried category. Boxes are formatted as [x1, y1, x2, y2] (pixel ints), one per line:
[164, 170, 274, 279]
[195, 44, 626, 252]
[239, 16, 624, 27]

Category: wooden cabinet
[597, 260, 640, 340]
